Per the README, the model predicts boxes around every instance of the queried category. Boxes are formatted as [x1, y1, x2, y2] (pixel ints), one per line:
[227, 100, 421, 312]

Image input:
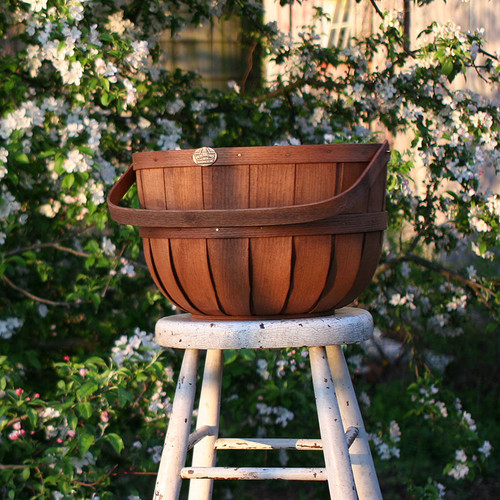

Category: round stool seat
[155, 307, 373, 350]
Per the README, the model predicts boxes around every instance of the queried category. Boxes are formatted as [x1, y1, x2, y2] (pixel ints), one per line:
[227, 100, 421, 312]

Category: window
[326, 0, 353, 48]
[159, 16, 259, 90]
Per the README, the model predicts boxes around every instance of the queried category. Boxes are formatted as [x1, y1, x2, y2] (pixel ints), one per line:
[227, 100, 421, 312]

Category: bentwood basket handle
[107, 141, 389, 228]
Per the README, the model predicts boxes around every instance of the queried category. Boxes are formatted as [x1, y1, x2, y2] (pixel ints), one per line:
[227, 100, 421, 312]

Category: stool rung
[181, 466, 327, 481]
[207, 427, 358, 451]
[214, 438, 323, 450]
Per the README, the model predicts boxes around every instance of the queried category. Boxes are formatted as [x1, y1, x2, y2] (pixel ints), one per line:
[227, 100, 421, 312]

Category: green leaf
[76, 402, 93, 419]
[223, 350, 238, 365]
[27, 408, 38, 427]
[241, 349, 256, 361]
[67, 411, 78, 430]
[77, 381, 99, 400]
[116, 387, 133, 406]
[15, 153, 30, 164]
[20, 466, 30, 481]
[78, 433, 94, 456]
[441, 58, 454, 76]
[106, 433, 124, 455]
[62, 174, 75, 189]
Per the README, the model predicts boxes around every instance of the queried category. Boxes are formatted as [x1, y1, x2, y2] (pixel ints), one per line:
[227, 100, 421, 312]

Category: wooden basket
[108, 142, 389, 319]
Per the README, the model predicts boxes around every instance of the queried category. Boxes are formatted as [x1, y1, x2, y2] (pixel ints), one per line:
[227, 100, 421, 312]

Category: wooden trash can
[108, 142, 389, 319]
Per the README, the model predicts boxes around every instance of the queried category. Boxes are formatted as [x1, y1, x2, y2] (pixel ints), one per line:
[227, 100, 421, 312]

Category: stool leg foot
[309, 346, 357, 500]
[188, 349, 223, 500]
[153, 349, 200, 500]
[326, 345, 382, 500]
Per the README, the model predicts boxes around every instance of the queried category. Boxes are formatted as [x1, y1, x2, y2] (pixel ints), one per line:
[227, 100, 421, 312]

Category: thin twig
[368, 0, 384, 20]
[100, 243, 126, 298]
[2, 275, 75, 307]
[6, 242, 89, 258]
[73, 465, 119, 487]
[376, 253, 494, 307]
[241, 39, 258, 92]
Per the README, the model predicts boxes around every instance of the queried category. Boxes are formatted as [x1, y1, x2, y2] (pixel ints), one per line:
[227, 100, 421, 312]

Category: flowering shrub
[1, 0, 499, 498]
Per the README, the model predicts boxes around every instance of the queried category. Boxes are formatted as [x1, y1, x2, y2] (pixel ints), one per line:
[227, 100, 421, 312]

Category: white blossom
[0, 317, 23, 339]
[106, 11, 134, 36]
[478, 440, 492, 457]
[101, 236, 116, 256]
[0, 187, 21, 219]
[39, 200, 61, 218]
[72, 451, 96, 474]
[63, 149, 91, 174]
[448, 462, 469, 480]
[22, 0, 47, 12]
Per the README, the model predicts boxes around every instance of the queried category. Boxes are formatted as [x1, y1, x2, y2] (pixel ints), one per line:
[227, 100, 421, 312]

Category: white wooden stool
[152, 307, 382, 500]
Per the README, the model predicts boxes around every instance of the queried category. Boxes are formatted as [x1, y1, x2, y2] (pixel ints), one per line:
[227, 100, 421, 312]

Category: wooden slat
[163, 166, 204, 210]
[214, 438, 323, 450]
[207, 239, 251, 316]
[138, 169, 166, 209]
[283, 162, 337, 314]
[180, 466, 327, 481]
[148, 239, 199, 314]
[138, 212, 388, 239]
[203, 164, 251, 315]
[202, 164, 250, 209]
[312, 233, 364, 313]
[169, 239, 223, 316]
[341, 162, 368, 212]
[336, 232, 383, 309]
[250, 237, 293, 316]
[249, 163, 295, 315]
[294, 163, 338, 203]
[249, 163, 296, 208]
[142, 238, 177, 306]
[283, 235, 333, 314]
[339, 159, 387, 307]
[133, 143, 382, 169]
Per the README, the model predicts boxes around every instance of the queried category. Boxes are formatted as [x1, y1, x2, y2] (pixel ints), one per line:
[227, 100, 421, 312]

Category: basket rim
[107, 141, 389, 228]
[132, 142, 386, 169]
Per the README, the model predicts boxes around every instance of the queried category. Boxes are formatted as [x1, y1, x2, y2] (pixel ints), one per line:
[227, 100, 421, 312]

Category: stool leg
[326, 345, 382, 500]
[309, 346, 357, 500]
[153, 349, 199, 500]
[188, 349, 224, 500]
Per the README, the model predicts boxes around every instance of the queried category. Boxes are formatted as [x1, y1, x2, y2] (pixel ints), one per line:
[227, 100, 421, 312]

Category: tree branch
[2, 275, 76, 307]
[376, 253, 495, 307]
[73, 465, 118, 487]
[368, 0, 385, 20]
[6, 242, 89, 258]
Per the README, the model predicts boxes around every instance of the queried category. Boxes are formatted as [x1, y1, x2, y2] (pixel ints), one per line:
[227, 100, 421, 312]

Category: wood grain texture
[108, 143, 390, 318]
[133, 144, 381, 169]
[248, 162, 295, 315]
[148, 238, 199, 314]
[283, 235, 332, 314]
[250, 237, 293, 316]
[203, 165, 250, 209]
[138, 212, 388, 239]
[311, 233, 363, 313]
[337, 159, 388, 308]
[164, 166, 204, 210]
[108, 143, 390, 228]
[207, 238, 251, 316]
[169, 239, 223, 316]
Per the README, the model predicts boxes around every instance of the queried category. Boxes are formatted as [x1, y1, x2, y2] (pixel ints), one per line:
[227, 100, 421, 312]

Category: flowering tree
[0, 0, 498, 498]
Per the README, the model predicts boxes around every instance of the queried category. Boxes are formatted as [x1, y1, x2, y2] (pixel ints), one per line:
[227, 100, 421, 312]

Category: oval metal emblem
[193, 147, 217, 166]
